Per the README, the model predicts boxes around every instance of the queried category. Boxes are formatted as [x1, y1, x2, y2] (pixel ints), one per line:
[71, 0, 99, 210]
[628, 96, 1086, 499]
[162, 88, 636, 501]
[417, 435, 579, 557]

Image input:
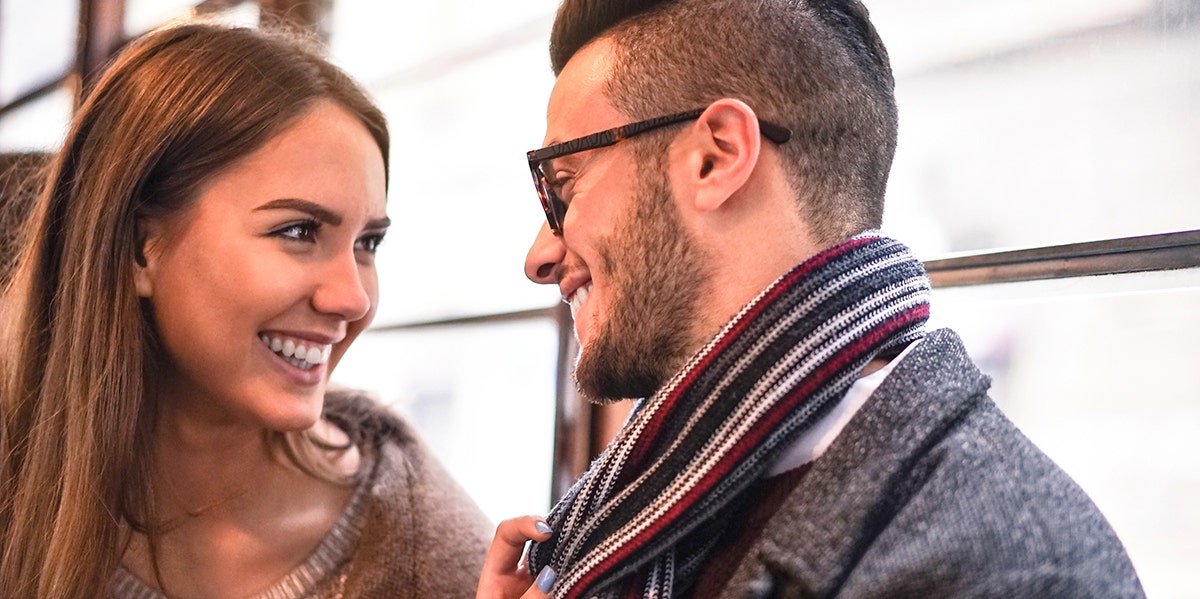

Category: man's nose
[524, 223, 565, 284]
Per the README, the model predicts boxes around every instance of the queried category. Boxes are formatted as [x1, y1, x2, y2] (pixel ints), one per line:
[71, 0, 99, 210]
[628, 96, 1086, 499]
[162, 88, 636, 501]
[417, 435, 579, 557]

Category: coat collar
[717, 329, 991, 597]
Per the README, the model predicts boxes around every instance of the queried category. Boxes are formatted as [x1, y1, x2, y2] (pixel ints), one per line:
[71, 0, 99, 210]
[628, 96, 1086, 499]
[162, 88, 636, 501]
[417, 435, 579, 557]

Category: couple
[0, 0, 1144, 597]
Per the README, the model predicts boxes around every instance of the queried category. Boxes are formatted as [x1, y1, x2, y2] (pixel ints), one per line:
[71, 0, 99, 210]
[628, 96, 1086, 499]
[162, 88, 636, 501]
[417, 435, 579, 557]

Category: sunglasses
[526, 107, 792, 235]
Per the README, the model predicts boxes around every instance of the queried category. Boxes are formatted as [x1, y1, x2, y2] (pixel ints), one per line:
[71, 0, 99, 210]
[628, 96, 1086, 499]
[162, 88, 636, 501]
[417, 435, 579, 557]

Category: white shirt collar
[766, 339, 922, 476]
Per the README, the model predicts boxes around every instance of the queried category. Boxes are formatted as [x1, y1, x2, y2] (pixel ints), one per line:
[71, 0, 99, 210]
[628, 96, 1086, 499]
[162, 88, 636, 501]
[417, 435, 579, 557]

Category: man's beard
[573, 157, 711, 403]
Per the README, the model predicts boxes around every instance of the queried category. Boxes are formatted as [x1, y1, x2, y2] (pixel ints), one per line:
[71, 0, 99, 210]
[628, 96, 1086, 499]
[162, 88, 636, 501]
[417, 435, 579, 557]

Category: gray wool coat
[717, 329, 1145, 599]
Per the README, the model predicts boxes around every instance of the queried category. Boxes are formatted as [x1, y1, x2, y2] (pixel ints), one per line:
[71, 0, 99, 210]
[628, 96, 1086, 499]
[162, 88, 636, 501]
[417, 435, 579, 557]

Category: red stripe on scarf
[622, 236, 879, 473]
[573, 304, 928, 596]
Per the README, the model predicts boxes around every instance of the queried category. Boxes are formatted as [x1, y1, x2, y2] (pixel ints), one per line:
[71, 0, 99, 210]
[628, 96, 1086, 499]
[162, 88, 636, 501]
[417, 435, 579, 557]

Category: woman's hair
[0, 22, 388, 596]
[0, 152, 48, 289]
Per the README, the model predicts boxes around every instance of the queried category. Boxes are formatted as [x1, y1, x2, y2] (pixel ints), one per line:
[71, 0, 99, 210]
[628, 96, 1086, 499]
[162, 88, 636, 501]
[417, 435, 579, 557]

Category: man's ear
[685, 98, 763, 213]
[134, 218, 161, 298]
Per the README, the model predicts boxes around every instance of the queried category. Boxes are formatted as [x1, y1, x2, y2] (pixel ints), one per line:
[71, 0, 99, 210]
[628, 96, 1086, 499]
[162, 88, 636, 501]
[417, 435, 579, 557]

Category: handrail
[923, 229, 1200, 287]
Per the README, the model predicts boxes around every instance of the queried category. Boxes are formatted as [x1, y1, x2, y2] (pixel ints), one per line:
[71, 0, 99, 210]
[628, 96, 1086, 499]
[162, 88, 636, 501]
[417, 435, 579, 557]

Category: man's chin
[573, 342, 666, 404]
[572, 350, 621, 404]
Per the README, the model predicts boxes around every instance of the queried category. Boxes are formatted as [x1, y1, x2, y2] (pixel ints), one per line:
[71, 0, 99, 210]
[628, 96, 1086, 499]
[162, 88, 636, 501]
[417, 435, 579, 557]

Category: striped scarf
[528, 232, 931, 598]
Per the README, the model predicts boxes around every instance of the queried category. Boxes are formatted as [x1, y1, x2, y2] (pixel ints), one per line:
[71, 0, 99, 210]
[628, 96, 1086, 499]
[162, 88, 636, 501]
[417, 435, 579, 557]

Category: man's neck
[689, 213, 827, 357]
[860, 357, 891, 378]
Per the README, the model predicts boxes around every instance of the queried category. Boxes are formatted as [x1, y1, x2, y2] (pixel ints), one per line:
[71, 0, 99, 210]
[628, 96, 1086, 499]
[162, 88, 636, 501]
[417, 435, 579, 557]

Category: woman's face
[136, 100, 388, 432]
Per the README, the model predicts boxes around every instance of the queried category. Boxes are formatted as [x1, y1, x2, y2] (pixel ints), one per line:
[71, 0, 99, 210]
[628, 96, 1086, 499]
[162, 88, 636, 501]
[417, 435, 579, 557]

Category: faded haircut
[549, 0, 897, 244]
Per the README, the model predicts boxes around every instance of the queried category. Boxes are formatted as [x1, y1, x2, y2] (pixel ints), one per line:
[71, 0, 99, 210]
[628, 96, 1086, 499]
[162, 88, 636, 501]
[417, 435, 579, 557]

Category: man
[478, 0, 1144, 597]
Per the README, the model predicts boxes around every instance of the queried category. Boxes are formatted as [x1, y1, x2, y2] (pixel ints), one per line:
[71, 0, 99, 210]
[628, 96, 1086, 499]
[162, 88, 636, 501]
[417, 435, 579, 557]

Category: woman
[0, 22, 490, 597]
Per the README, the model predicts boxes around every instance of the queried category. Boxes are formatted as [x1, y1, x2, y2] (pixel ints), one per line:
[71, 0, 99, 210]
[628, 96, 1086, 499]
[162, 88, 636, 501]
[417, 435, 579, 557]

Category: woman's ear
[134, 219, 160, 298]
[686, 98, 763, 213]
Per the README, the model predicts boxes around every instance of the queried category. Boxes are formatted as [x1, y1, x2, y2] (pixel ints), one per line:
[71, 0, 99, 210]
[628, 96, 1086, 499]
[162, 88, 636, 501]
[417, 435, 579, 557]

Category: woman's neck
[122, 397, 360, 597]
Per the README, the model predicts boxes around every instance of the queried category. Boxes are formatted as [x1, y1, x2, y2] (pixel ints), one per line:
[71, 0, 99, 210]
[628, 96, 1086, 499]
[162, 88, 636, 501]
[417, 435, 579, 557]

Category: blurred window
[930, 268, 1200, 597]
[0, 0, 77, 104]
[124, 0, 197, 34]
[0, 84, 72, 151]
[873, 0, 1200, 255]
[331, 318, 560, 522]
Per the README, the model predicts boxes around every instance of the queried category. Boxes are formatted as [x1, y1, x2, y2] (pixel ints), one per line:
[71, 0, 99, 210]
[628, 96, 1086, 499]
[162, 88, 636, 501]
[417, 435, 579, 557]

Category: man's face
[524, 39, 711, 402]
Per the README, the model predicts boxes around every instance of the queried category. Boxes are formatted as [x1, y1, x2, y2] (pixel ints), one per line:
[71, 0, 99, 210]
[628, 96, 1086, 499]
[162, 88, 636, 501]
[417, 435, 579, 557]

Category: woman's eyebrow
[254, 198, 342, 225]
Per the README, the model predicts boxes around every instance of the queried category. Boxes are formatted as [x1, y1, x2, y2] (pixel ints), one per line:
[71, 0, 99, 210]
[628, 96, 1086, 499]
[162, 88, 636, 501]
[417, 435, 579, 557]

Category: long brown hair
[0, 22, 388, 596]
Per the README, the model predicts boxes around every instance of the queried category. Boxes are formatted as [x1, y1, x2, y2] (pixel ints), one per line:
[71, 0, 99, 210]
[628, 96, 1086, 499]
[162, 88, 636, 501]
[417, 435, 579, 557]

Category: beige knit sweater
[111, 391, 492, 598]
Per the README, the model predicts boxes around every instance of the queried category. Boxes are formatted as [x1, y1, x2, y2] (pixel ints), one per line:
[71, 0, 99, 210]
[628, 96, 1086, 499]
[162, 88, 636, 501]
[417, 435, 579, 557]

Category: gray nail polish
[535, 521, 553, 534]
[535, 565, 556, 593]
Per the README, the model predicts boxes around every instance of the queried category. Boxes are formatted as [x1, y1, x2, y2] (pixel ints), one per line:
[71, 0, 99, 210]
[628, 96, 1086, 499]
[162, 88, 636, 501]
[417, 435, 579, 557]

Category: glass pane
[0, 85, 73, 151]
[331, 16, 561, 324]
[867, 0, 1200, 256]
[125, 0, 260, 36]
[331, 318, 559, 523]
[125, 0, 200, 34]
[0, 0, 78, 104]
[203, 2, 259, 28]
[929, 267, 1200, 598]
[371, 41, 559, 324]
[328, 0, 552, 86]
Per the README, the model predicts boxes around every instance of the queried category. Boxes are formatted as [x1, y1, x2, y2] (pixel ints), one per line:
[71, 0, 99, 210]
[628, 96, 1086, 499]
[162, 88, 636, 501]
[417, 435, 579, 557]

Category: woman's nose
[312, 253, 373, 322]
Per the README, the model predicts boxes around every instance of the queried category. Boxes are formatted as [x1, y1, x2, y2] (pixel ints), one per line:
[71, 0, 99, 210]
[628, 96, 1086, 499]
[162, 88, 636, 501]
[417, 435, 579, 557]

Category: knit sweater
[111, 391, 491, 598]
[715, 328, 1145, 598]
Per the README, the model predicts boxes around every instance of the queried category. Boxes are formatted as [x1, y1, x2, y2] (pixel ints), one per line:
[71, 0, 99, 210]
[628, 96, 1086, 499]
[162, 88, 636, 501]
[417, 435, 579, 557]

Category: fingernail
[535, 565, 557, 593]
[535, 521, 553, 535]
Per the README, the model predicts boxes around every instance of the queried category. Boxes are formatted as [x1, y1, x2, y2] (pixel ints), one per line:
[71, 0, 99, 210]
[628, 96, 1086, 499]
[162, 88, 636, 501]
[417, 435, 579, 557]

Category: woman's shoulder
[322, 386, 488, 524]
[322, 387, 417, 447]
[323, 388, 491, 594]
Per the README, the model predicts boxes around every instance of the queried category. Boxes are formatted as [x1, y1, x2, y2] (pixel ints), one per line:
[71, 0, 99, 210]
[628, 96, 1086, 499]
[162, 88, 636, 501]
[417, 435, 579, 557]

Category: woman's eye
[274, 221, 320, 242]
[355, 232, 386, 254]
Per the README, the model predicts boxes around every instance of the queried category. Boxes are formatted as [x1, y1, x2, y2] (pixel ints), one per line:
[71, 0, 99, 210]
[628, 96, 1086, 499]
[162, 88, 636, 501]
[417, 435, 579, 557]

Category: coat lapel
[717, 330, 991, 598]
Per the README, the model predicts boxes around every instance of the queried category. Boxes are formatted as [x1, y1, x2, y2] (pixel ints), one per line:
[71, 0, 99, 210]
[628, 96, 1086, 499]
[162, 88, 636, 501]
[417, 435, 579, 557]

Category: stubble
[573, 145, 711, 403]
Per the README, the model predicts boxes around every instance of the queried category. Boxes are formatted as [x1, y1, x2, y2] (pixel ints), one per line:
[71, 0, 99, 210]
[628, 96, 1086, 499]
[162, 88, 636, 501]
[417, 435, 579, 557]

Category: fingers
[477, 515, 555, 599]
[521, 564, 555, 598]
[483, 515, 553, 574]
[495, 515, 554, 545]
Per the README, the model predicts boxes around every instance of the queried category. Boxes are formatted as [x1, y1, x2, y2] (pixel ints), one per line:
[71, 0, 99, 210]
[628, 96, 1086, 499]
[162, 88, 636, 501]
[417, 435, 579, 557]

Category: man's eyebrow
[547, 152, 582, 170]
[254, 198, 342, 226]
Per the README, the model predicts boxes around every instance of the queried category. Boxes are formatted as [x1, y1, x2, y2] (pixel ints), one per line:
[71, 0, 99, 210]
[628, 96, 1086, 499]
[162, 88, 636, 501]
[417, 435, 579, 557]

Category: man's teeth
[568, 284, 592, 320]
[259, 334, 332, 370]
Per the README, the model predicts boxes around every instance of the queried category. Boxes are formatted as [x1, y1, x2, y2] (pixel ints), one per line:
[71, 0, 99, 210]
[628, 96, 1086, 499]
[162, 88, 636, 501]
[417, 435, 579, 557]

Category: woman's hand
[476, 515, 556, 599]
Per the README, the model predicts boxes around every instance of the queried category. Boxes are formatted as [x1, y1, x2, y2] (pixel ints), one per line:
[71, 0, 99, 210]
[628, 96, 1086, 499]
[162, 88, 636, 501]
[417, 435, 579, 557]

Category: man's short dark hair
[550, 0, 897, 244]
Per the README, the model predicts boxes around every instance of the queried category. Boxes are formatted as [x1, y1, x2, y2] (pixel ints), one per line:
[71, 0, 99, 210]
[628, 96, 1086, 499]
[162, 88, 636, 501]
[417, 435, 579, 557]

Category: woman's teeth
[568, 283, 592, 320]
[259, 335, 331, 370]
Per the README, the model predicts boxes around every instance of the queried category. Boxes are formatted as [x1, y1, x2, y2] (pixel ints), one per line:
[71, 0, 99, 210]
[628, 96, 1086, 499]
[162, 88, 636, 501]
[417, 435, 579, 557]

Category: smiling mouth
[259, 334, 332, 371]
[566, 283, 593, 320]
